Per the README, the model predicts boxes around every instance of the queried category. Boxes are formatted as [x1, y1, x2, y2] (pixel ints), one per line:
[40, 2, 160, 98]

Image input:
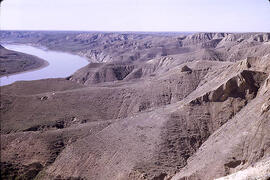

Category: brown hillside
[0, 31, 270, 180]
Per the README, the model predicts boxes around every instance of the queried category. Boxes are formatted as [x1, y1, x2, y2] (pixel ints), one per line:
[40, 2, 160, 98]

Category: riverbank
[0, 45, 49, 77]
[0, 44, 89, 86]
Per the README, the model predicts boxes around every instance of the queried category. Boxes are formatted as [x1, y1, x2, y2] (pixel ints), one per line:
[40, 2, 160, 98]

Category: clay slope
[172, 73, 270, 180]
[1, 32, 270, 180]
[129, 56, 270, 180]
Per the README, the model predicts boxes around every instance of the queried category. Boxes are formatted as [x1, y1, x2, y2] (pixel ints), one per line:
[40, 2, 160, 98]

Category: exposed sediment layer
[0, 32, 270, 180]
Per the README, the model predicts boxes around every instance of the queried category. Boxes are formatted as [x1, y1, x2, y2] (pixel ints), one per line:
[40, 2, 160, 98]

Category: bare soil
[0, 31, 270, 180]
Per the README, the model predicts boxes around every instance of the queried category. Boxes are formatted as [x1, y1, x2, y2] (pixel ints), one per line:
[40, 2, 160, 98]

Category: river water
[0, 44, 89, 86]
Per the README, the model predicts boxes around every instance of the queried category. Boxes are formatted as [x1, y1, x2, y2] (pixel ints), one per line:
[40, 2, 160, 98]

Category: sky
[0, 0, 270, 32]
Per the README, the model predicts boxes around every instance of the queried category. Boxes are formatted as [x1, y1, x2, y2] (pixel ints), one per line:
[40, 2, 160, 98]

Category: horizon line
[1, 29, 270, 34]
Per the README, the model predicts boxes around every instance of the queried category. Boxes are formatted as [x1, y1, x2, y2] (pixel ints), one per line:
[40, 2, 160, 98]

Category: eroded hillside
[0, 32, 270, 180]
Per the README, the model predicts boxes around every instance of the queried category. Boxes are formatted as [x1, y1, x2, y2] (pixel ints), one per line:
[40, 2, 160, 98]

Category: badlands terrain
[0, 31, 270, 180]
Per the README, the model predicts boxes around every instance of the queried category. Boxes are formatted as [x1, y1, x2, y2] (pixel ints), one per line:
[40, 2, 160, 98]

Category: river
[0, 44, 89, 86]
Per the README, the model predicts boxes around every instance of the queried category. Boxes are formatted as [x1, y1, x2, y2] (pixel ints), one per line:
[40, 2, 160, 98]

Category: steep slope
[170, 58, 270, 179]
[216, 157, 270, 180]
[128, 57, 270, 179]
[172, 78, 270, 180]
[1, 32, 270, 180]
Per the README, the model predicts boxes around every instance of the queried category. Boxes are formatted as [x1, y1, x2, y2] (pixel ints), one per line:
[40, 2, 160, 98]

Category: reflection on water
[0, 44, 89, 86]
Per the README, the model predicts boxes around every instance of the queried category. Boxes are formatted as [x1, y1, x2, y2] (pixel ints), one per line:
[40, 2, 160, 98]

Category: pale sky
[1, 0, 270, 32]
